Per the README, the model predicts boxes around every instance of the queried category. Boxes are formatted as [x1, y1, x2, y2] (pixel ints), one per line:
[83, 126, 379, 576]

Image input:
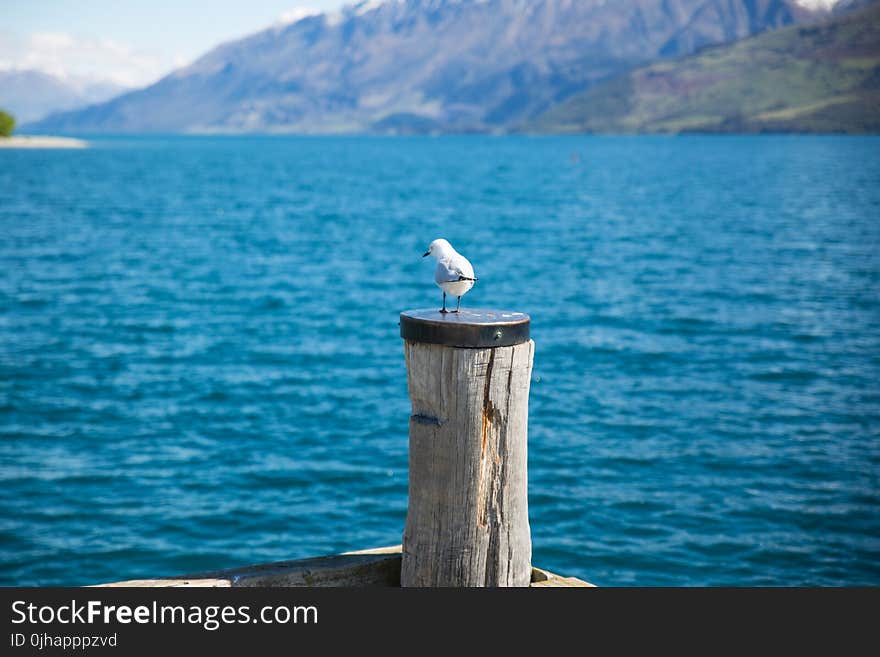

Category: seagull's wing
[450, 254, 477, 281]
[435, 260, 462, 284]
[435, 255, 478, 284]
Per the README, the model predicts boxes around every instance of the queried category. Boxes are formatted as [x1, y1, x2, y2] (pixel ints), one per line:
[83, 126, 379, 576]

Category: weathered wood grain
[94, 546, 593, 587]
[530, 566, 596, 587]
[94, 547, 403, 587]
[401, 339, 535, 587]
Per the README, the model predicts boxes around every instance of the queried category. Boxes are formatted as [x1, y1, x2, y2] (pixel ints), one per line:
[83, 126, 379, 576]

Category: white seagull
[422, 238, 478, 314]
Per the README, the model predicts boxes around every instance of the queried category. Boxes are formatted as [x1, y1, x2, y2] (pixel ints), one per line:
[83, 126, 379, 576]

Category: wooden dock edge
[93, 546, 594, 588]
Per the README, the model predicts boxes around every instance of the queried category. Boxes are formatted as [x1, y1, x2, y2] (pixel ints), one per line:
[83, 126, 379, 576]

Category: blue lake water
[1, 135, 879, 586]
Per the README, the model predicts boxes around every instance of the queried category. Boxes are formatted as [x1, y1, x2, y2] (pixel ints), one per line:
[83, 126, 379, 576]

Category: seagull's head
[423, 238, 453, 259]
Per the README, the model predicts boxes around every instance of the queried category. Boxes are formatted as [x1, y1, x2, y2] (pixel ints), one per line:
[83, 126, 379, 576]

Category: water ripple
[1, 135, 879, 585]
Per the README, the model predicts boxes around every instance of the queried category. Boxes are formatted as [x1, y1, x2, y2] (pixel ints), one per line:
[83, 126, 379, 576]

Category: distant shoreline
[0, 135, 88, 149]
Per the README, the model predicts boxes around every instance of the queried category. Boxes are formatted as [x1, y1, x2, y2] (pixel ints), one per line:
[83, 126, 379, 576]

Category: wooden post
[399, 309, 534, 587]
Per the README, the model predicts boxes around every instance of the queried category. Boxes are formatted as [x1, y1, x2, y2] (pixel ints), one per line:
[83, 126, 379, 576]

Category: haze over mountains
[0, 69, 126, 124]
[26, 0, 870, 134]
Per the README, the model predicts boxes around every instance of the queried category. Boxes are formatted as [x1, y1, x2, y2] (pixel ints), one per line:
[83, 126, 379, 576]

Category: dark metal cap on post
[400, 309, 530, 349]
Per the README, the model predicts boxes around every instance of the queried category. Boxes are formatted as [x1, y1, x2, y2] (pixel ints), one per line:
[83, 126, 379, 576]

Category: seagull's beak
[422, 251, 430, 258]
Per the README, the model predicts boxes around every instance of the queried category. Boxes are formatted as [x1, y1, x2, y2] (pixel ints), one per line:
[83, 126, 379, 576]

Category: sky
[0, 0, 349, 88]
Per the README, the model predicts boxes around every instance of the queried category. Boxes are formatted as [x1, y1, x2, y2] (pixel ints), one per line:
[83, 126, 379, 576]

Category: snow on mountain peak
[794, 0, 842, 10]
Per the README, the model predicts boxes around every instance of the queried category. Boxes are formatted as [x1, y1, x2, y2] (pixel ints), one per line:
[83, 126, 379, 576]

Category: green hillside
[531, 1, 880, 134]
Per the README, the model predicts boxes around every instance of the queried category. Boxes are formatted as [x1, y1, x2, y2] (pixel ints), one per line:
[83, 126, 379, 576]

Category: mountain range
[531, 0, 880, 133]
[27, 0, 854, 134]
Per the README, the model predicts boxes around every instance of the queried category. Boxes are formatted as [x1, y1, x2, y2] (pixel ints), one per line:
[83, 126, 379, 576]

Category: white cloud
[0, 30, 181, 88]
